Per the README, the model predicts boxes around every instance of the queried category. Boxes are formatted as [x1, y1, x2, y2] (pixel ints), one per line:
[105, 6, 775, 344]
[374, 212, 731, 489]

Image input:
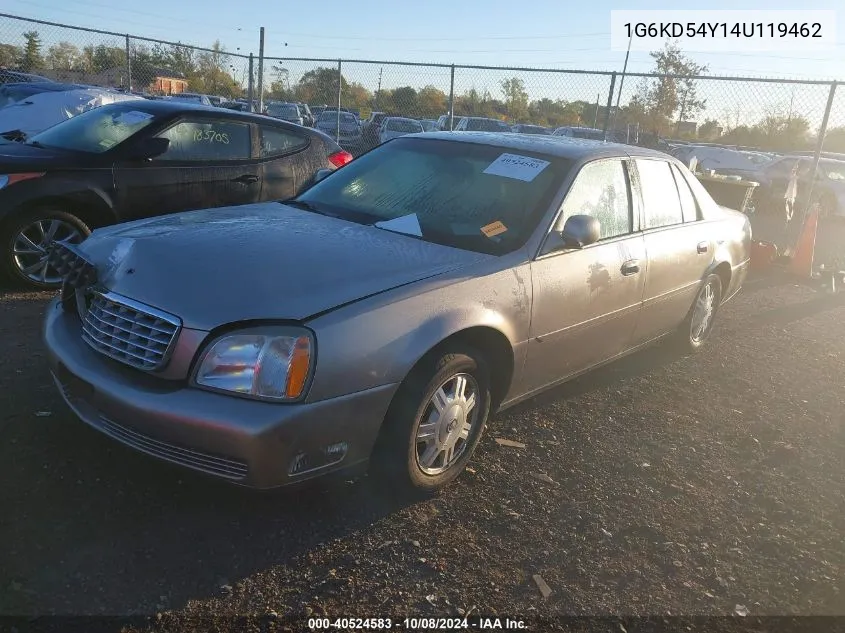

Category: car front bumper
[42, 298, 398, 489]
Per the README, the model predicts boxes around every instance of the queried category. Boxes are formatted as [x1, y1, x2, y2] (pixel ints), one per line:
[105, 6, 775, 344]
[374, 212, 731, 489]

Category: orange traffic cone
[789, 205, 820, 279]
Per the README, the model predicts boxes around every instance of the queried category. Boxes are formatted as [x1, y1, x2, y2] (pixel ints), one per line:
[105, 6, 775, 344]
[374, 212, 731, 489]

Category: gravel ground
[1, 233, 844, 631]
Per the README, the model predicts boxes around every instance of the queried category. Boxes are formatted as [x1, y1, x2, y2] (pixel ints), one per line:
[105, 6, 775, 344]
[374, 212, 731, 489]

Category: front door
[631, 159, 714, 345]
[114, 117, 260, 220]
[522, 158, 646, 396]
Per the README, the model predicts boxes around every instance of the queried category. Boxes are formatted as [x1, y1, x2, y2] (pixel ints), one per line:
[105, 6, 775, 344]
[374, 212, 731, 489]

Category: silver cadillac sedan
[43, 132, 751, 492]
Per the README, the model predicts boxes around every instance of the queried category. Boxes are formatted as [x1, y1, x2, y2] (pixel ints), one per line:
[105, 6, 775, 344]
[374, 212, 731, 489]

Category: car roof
[413, 131, 672, 161]
[385, 116, 419, 122]
[99, 99, 300, 125]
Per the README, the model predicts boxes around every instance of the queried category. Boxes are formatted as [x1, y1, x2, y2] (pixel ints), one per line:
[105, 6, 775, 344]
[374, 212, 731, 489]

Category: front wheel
[372, 347, 491, 494]
[1, 208, 90, 289]
[672, 273, 723, 354]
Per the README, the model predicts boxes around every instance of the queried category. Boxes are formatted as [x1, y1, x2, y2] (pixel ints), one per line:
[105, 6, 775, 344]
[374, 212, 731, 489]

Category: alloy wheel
[13, 218, 83, 285]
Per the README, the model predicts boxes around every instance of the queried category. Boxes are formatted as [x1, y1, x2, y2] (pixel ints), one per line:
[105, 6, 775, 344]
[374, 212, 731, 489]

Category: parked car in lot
[0, 69, 53, 84]
[379, 117, 424, 143]
[297, 103, 315, 126]
[314, 110, 363, 152]
[670, 144, 774, 174]
[0, 100, 352, 289]
[420, 119, 438, 132]
[362, 111, 389, 149]
[454, 117, 512, 133]
[168, 92, 212, 106]
[740, 155, 845, 218]
[512, 124, 551, 135]
[0, 83, 143, 140]
[265, 101, 305, 126]
[42, 132, 750, 492]
[436, 114, 454, 130]
[553, 126, 606, 140]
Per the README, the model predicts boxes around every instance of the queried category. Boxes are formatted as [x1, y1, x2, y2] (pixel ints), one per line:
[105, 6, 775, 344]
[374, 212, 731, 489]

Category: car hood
[79, 202, 490, 330]
[0, 141, 79, 170]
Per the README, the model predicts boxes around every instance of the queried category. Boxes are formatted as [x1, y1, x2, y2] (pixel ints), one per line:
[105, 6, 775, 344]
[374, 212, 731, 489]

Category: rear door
[630, 158, 713, 345]
[114, 116, 260, 219]
[257, 123, 312, 199]
[522, 158, 646, 395]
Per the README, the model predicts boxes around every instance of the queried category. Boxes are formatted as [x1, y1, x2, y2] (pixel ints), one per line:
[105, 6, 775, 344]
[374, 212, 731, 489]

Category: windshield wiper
[284, 199, 341, 219]
[1, 129, 27, 143]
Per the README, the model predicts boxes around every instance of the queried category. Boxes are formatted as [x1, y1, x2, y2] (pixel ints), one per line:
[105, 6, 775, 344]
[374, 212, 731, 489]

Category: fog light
[288, 442, 349, 476]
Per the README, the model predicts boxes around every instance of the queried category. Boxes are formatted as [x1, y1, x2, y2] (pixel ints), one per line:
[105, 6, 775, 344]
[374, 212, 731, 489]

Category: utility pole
[593, 93, 600, 128]
[376, 67, 383, 109]
[257, 27, 265, 113]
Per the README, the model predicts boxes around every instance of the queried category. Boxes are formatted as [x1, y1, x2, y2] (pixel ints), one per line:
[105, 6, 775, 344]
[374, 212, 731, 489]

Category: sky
[2, 0, 844, 128]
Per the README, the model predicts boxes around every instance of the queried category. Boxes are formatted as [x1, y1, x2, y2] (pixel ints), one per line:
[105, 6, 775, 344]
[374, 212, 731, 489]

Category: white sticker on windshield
[483, 153, 550, 182]
[114, 110, 153, 125]
[374, 213, 422, 237]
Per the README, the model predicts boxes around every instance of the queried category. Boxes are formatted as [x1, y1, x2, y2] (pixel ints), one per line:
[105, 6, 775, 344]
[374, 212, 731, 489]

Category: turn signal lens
[286, 336, 312, 398]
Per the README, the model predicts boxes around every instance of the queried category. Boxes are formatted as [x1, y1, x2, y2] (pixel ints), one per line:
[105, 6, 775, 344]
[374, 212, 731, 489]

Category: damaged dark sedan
[0, 100, 351, 289]
[43, 133, 751, 492]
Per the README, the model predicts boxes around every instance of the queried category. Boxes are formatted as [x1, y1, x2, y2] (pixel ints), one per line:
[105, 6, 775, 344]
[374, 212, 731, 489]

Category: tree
[0, 43, 21, 68]
[81, 44, 125, 73]
[632, 42, 708, 135]
[191, 40, 234, 95]
[824, 126, 845, 153]
[390, 86, 418, 114]
[46, 41, 82, 70]
[20, 31, 44, 71]
[416, 85, 447, 118]
[500, 77, 529, 121]
[295, 67, 348, 105]
[697, 119, 723, 141]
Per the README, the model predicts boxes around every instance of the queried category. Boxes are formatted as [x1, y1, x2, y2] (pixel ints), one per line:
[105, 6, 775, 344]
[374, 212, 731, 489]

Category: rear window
[387, 119, 423, 133]
[467, 119, 510, 132]
[267, 103, 299, 117]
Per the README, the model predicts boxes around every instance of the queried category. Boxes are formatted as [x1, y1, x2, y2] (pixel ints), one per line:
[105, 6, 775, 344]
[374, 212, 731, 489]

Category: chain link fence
[0, 12, 841, 154]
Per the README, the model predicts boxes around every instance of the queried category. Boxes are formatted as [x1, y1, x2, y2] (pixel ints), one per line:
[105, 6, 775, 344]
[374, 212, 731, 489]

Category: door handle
[232, 174, 260, 184]
[621, 259, 640, 276]
[697, 241, 709, 254]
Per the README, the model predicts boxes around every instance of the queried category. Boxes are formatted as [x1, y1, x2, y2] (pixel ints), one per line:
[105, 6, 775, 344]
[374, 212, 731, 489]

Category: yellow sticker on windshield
[481, 221, 508, 238]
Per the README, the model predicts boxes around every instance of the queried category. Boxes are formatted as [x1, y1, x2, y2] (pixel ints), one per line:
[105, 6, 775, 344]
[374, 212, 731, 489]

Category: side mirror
[560, 214, 600, 249]
[128, 137, 169, 161]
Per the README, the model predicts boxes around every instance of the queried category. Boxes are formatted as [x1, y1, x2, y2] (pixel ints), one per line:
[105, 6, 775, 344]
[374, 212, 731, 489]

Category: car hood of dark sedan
[0, 141, 80, 170]
[79, 202, 491, 330]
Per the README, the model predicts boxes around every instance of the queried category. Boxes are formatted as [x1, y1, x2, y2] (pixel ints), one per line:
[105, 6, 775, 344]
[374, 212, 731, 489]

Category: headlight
[193, 327, 314, 402]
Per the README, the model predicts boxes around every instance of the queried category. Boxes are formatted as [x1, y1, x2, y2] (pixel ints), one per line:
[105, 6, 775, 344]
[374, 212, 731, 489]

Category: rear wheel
[672, 274, 723, 354]
[0, 208, 90, 289]
[372, 346, 491, 494]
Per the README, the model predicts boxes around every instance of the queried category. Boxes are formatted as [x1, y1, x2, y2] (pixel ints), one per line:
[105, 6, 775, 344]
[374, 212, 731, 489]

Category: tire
[672, 273, 723, 354]
[0, 207, 90, 290]
[372, 346, 492, 495]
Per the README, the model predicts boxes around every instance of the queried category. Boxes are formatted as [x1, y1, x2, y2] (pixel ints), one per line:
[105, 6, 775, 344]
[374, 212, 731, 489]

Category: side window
[557, 159, 631, 239]
[155, 119, 251, 161]
[260, 126, 307, 158]
[671, 164, 699, 223]
[636, 159, 684, 229]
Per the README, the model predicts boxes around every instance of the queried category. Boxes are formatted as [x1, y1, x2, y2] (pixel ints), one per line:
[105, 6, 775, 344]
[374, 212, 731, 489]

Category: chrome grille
[97, 415, 248, 480]
[81, 291, 181, 371]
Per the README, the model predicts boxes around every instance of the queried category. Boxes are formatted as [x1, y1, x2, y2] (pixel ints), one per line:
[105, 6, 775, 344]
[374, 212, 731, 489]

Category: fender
[0, 173, 116, 225]
[305, 262, 531, 403]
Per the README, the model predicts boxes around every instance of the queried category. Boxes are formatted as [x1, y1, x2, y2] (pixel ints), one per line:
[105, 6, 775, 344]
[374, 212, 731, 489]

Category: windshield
[467, 118, 511, 132]
[267, 103, 299, 117]
[387, 119, 423, 133]
[295, 137, 569, 255]
[172, 94, 202, 102]
[28, 103, 157, 153]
